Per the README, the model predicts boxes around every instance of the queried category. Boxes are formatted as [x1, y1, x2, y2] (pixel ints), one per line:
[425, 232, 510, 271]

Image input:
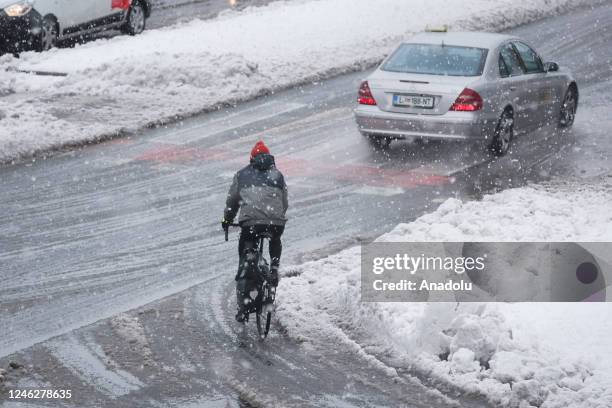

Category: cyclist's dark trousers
[236, 224, 284, 312]
[236, 279, 256, 310]
[238, 224, 285, 268]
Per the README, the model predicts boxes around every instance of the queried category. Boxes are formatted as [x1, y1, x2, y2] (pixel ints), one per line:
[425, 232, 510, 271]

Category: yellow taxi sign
[425, 25, 448, 33]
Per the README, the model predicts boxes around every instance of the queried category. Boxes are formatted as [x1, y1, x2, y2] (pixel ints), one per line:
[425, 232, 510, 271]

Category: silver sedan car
[354, 31, 578, 155]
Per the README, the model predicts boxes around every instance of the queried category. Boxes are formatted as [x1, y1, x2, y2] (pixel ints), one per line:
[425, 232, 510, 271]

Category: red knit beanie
[250, 140, 270, 159]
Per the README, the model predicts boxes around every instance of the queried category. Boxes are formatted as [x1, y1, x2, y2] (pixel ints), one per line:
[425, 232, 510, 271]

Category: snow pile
[110, 314, 153, 365]
[277, 181, 612, 408]
[0, 0, 607, 163]
[386, 184, 612, 242]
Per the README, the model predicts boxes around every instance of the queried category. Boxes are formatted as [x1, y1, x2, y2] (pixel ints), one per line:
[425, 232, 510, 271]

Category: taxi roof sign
[425, 25, 448, 33]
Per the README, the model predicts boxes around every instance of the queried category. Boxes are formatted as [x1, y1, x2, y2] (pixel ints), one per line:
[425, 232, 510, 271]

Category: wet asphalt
[1, 2, 612, 407]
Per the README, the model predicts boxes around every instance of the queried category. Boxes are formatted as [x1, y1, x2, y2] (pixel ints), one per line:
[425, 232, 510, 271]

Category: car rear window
[382, 43, 488, 77]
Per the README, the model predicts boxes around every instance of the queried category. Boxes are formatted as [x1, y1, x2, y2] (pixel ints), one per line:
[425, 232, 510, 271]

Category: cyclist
[222, 140, 288, 322]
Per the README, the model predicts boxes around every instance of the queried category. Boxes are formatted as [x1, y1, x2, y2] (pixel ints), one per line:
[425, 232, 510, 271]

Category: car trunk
[368, 72, 476, 116]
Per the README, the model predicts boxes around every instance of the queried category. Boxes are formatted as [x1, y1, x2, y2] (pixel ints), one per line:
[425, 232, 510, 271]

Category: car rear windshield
[382, 43, 488, 77]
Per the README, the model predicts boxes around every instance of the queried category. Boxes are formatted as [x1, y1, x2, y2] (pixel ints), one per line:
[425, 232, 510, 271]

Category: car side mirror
[544, 62, 559, 72]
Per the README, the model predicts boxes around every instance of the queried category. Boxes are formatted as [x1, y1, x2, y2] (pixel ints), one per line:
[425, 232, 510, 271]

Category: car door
[512, 41, 557, 129]
[497, 43, 531, 133]
[82, 0, 116, 28]
[53, 0, 101, 33]
[99, 0, 128, 23]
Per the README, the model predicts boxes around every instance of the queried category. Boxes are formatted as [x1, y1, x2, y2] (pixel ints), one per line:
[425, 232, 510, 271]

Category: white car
[354, 30, 578, 156]
[0, 0, 151, 53]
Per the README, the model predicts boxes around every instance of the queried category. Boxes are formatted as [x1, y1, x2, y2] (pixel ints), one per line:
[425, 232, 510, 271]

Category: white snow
[0, 0, 607, 163]
[110, 313, 154, 364]
[277, 180, 612, 408]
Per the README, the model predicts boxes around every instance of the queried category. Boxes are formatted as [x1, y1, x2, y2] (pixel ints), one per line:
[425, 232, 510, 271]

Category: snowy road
[1, 3, 612, 407]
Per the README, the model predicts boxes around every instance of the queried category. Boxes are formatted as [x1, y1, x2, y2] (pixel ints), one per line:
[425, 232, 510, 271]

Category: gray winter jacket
[224, 154, 288, 227]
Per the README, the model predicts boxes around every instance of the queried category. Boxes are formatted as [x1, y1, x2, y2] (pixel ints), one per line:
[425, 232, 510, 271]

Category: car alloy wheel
[39, 18, 58, 51]
[128, 2, 146, 35]
[559, 87, 577, 128]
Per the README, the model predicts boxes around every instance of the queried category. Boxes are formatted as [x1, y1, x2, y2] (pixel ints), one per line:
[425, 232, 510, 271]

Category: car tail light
[358, 81, 377, 106]
[450, 88, 483, 111]
[112, 0, 131, 9]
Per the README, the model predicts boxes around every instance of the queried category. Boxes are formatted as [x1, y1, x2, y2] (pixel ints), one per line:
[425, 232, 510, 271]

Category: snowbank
[0, 0, 607, 163]
[277, 181, 612, 408]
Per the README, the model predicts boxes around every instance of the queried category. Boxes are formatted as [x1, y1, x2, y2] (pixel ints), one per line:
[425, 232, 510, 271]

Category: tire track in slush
[46, 334, 144, 397]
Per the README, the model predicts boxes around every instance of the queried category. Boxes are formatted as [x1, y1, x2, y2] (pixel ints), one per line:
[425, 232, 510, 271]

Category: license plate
[393, 94, 435, 108]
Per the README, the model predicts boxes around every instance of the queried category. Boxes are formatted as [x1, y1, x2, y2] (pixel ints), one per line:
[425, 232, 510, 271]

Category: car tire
[35, 17, 58, 52]
[122, 0, 147, 36]
[489, 109, 514, 157]
[559, 85, 578, 128]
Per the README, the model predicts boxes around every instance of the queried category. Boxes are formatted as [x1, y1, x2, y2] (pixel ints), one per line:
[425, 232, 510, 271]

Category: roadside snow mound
[277, 181, 612, 408]
[0, 0, 607, 162]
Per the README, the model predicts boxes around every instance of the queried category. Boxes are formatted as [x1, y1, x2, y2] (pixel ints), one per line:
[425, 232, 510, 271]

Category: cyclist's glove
[221, 218, 231, 233]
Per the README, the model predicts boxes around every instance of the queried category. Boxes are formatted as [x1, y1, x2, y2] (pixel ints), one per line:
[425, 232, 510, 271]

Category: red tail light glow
[358, 81, 377, 106]
[450, 88, 483, 111]
[112, 0, 131, 9]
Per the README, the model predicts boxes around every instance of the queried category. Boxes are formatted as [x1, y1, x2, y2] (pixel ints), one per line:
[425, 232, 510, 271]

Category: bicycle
[225, 224, 276, 340]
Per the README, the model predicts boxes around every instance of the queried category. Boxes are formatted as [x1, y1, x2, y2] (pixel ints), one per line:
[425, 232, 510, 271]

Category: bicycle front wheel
[256, 308, 272, 340]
